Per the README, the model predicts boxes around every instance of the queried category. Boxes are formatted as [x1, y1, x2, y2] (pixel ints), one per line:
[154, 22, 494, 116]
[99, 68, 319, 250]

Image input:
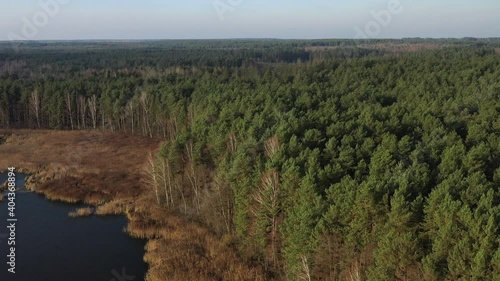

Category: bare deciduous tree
[88, 95, 98, 129]
[347, 260, 362, 281]
[157, 113, 168, 139]
[227, 131, 237, 154]
[140, 92, 152, 137]
[29, 89, 41, 128]
[65, 93, 74, 130]
[212, 173, 233, 233]
[166, 116, 178, 142]
[125, 99, 136, 134]
[185, 139, 200, 213]
[253, 168, 281, 265]
[77, 95, 87, 129]
[265, 136, 280, 159]
[299, 255, 312, 281]
[158, 156, 175, 207]
[145, 152, 161, 204]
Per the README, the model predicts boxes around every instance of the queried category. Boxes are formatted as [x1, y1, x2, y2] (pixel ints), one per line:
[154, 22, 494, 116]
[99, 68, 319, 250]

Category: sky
[0, 0, 499, 40]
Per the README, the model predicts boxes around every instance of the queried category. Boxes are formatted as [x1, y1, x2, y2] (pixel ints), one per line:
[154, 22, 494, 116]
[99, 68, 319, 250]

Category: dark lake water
[0, 173, 147, 281]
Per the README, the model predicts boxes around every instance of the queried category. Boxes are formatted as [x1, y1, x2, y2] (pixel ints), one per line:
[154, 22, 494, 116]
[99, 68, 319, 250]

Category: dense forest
[1, 39, 500, 280]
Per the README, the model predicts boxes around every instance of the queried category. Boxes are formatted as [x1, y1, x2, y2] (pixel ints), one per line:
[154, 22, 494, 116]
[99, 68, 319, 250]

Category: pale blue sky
[1, 0, 499, 40]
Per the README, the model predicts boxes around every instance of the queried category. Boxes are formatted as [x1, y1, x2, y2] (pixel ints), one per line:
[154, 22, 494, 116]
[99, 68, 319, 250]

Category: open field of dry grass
[0, 129, 269, 281]
[304, 42, 448, 53]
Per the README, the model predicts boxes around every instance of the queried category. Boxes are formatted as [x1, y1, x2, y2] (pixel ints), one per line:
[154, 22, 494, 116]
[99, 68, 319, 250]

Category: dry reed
[0, 129, 271, 281]
[68, 207, 94, 217]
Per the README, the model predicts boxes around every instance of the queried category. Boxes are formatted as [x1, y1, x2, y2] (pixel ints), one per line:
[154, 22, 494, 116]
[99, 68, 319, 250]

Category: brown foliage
[68, 207, 94, 217]
[200, 172, 234, 235]
[227, 131, 237, 154]
[264, 136, 280, 159]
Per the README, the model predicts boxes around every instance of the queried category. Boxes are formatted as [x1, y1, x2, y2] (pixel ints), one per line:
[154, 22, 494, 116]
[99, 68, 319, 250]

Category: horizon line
[1, 37, 499, 43]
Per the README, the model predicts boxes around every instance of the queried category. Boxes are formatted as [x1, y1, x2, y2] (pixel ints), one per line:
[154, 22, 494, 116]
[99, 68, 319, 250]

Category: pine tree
[281, 174, 323, 280]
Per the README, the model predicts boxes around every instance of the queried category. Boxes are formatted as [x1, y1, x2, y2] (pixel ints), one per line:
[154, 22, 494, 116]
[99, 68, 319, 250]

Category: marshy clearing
[0, 129, 268, 281]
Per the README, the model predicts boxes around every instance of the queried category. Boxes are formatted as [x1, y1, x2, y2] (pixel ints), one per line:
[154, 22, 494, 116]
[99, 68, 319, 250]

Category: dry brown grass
[360, 42, 446, 52]
[0, 129, 271, 281]
[496, 48, 500, 55]
[0, 129, 159, 175]
[130, 196, 269, 281]
[304, 43, 448, 55]
[68, 207, 94, 217]
[0, 129, 157, 204]
[95, 198, 131, 215]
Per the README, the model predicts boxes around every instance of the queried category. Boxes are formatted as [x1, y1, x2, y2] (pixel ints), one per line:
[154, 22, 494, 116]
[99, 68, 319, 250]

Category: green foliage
[281, 174, 323, 279]
[1, 39, 499, 280]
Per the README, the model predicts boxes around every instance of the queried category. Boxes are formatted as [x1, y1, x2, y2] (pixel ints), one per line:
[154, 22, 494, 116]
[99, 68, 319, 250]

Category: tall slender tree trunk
[29, 89, 41, 128]
[140, 92, 152, 137]
[78, 95, 87, 129]
[88, 95, 98, 130]
[65, 93, 74, 130]
[146, 152, 161, 204]
[185, 140, 200, 213]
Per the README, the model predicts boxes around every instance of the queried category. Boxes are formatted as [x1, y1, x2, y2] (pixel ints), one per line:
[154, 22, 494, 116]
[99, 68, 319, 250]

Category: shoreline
[0, 129, 269, 281]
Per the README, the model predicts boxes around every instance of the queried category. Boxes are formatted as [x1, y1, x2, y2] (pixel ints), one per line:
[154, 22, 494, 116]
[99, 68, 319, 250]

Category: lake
[0, 173, 147, 281]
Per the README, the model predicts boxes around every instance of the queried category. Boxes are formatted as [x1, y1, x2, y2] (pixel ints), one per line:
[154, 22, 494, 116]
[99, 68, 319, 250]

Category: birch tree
[253, 168, 281, 265]
[185, 139, 200, 213]
[125, 99, 136, 134]
[77, 95, 87, 129]
[145, 152, 161, 204]
[65, 93, 74, 130]
[88, 95, 98, 130]
[158, 156, 175, 207]
[140, 92, 152, 137]
[29, 89, 41, 128]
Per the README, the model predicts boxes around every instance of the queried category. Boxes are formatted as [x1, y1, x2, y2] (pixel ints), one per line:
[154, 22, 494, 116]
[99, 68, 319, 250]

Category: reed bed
[0, 129, 270, 281]
[95, 199, 130, 215]
[124, 196, 270, 281]
[68, 207, 95, 217]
